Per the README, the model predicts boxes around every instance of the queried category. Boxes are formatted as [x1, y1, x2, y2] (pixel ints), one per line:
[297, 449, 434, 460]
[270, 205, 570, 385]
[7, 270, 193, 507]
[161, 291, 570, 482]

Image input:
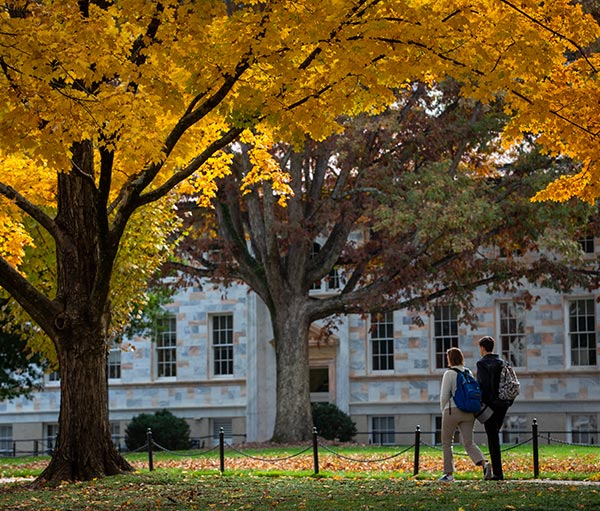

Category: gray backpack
[497, 361, 520, 402]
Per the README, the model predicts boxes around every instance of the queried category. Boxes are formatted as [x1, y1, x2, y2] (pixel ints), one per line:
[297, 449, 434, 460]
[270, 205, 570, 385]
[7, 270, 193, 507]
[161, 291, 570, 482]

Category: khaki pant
[441, 407, 485, 474]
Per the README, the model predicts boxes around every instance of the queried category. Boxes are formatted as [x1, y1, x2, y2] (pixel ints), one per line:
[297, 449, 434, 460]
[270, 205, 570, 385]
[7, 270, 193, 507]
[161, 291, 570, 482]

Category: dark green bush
[312, 402, 357, 442]
[125, 409, 191, 451]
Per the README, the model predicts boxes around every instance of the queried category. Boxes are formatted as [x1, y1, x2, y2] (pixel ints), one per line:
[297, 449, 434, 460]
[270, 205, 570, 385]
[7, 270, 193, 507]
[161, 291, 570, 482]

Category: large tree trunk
[38, 326, 132, 482]
[37, 141, 132, 482]
[271, 304, 313, 443]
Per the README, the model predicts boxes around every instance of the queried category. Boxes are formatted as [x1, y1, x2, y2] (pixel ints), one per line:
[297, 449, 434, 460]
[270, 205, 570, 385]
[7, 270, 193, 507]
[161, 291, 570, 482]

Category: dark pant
[484, 405, 509, 479]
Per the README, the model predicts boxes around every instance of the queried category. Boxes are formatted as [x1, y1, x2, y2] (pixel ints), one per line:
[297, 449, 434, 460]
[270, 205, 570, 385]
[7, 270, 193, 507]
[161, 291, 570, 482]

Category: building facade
[1, 268, 599, 454]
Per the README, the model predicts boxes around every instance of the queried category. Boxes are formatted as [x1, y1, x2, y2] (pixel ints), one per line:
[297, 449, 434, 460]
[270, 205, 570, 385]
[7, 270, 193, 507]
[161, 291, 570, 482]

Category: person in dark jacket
[477, 336, 510, 480]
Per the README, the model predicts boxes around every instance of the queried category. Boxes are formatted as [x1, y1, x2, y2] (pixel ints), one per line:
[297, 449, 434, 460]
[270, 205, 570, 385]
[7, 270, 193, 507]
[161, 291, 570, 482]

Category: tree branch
[136, 126, 245, 208]
[0, 256, 60, 338]
[0, 181, 59, 239]
[499, 0, 598, 74]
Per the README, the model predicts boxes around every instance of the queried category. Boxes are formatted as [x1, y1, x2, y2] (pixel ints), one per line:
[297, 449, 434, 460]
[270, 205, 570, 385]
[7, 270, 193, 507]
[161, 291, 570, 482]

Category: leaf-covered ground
[1, 473, 600, 511]
[1, 444, 599, 481]
[133, 444, 600, 481]
[0, 445, 599, 511]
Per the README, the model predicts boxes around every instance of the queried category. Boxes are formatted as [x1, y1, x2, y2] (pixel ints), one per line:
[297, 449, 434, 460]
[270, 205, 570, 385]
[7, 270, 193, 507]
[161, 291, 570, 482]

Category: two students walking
[439, 337, 510, 482]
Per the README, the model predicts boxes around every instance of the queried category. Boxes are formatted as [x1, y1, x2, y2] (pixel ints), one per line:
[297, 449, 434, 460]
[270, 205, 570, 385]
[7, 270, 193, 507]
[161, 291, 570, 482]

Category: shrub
[125, 409, 191, 451]
[312, 402, 357, 442]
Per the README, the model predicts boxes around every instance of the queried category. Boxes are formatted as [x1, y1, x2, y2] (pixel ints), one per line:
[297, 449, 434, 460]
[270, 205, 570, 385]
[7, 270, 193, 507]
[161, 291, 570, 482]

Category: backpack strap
[450, 367, 472, 377]
[448, 368, 463, 415]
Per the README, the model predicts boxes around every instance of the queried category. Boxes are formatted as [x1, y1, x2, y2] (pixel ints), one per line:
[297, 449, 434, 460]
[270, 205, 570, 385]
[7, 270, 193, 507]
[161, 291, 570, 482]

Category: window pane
[45, 424, 58, 453]
[371, 416, 395, 445]
[568, 299, 597, 367]
[108, 345, 121, 380]
[434, 305, 458, 369]
[499, 302, 526, 367]
[371, 312, 394, 371]
[578, 236, 594, 254]
[310, 368, 329, 393]
[571, 414, 598, 444]
[212, 314, 234, 376]
[213, 418, 233, 446]
[0, 425, 12, 454]
[502, 415, 526, 444]
[327, 268, 341, 290]
[156, 315, 177, 378]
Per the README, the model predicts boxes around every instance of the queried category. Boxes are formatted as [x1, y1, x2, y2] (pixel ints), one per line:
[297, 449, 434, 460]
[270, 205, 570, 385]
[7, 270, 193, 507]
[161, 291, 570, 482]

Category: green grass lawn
[0, 444, 599, 510]
[1, 473, 599, 510]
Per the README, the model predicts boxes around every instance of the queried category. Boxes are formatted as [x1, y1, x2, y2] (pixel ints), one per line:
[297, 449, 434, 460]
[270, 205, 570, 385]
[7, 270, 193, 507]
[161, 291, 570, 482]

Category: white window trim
[155, 314, 178, 380]
[209, 313, 235, 379]
[369, 311, 395, 374]
[431, 305, 458, 371]
[370, 416, 395, 445]
[0, 425, 12, 454]
[568, 414, 598, 444]
[496, 300, 527, 369]
[564, 296, 598, 369]
[107, 345, 122, 381]
[212, 418, 233, 446]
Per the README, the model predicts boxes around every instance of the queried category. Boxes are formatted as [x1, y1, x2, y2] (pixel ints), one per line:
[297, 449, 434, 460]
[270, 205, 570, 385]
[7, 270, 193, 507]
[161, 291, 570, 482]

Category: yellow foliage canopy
[0, 0, 599, 333]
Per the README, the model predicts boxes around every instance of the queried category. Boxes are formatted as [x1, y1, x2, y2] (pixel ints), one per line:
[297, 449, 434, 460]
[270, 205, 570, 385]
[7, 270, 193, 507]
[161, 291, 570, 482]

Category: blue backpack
[451, 368, 482, 413]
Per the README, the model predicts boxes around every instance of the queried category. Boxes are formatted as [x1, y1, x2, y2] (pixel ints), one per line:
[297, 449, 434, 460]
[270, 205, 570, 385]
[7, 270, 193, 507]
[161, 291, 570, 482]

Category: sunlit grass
[1, 472, 599, 511]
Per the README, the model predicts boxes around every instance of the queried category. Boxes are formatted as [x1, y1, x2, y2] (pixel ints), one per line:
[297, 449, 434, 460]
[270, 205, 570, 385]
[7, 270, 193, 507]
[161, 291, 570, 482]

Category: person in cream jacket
[439, 347, 491, 482]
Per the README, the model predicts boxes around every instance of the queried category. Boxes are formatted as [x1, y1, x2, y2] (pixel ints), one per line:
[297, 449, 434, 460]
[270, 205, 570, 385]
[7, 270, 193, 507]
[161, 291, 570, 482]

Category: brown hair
[446, 347, 464, 367]
[479, 336, 495, 352]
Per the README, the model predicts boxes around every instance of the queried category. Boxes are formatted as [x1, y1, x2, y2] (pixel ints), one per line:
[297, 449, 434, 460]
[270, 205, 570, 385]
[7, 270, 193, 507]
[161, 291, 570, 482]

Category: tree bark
[270, 302, 313, 443]
[36, 141, 132, 482]
[37, 327, 132, 482]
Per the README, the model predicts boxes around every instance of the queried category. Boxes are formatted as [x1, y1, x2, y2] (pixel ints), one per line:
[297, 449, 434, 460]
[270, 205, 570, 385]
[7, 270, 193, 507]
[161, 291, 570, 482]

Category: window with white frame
[110, 422, 121, 449]
[568, 299, 597, 367]
[155, 315, 177, 378]
[578, 236, 595, 254]
[48, 370, 60, 382]
[370, 311, 394, 371]
[212, 314, 234, 376]
[309, 367, 329, 399]
[309, 242, 343, 292]
[371, 416, 395, 445]
[326, 268, 341, 290]
[45, 423, 58, 453]
[434, 305, 458, 369]
[499, 301, 526, 367]
[107, 343, 121, 380]
[570, 414, 598, 445]
[0, 425, 12, 454]
[310, 242, 322, 290]
[212, 418, 233, 446]
[501, 415, 526, 444]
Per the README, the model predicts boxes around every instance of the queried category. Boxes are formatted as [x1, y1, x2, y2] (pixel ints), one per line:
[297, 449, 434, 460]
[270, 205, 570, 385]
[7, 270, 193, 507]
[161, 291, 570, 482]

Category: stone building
[1, 260, 599, 454]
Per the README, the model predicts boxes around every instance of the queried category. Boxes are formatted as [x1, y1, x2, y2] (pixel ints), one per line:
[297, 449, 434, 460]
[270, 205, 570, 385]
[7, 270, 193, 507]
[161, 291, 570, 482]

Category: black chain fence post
[219, 427, 225, 474]
[532, 418, 539, 478]
[147, 428, 154, 471]
[413, 425, 421, 476]
[312, 427, 319, 475]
